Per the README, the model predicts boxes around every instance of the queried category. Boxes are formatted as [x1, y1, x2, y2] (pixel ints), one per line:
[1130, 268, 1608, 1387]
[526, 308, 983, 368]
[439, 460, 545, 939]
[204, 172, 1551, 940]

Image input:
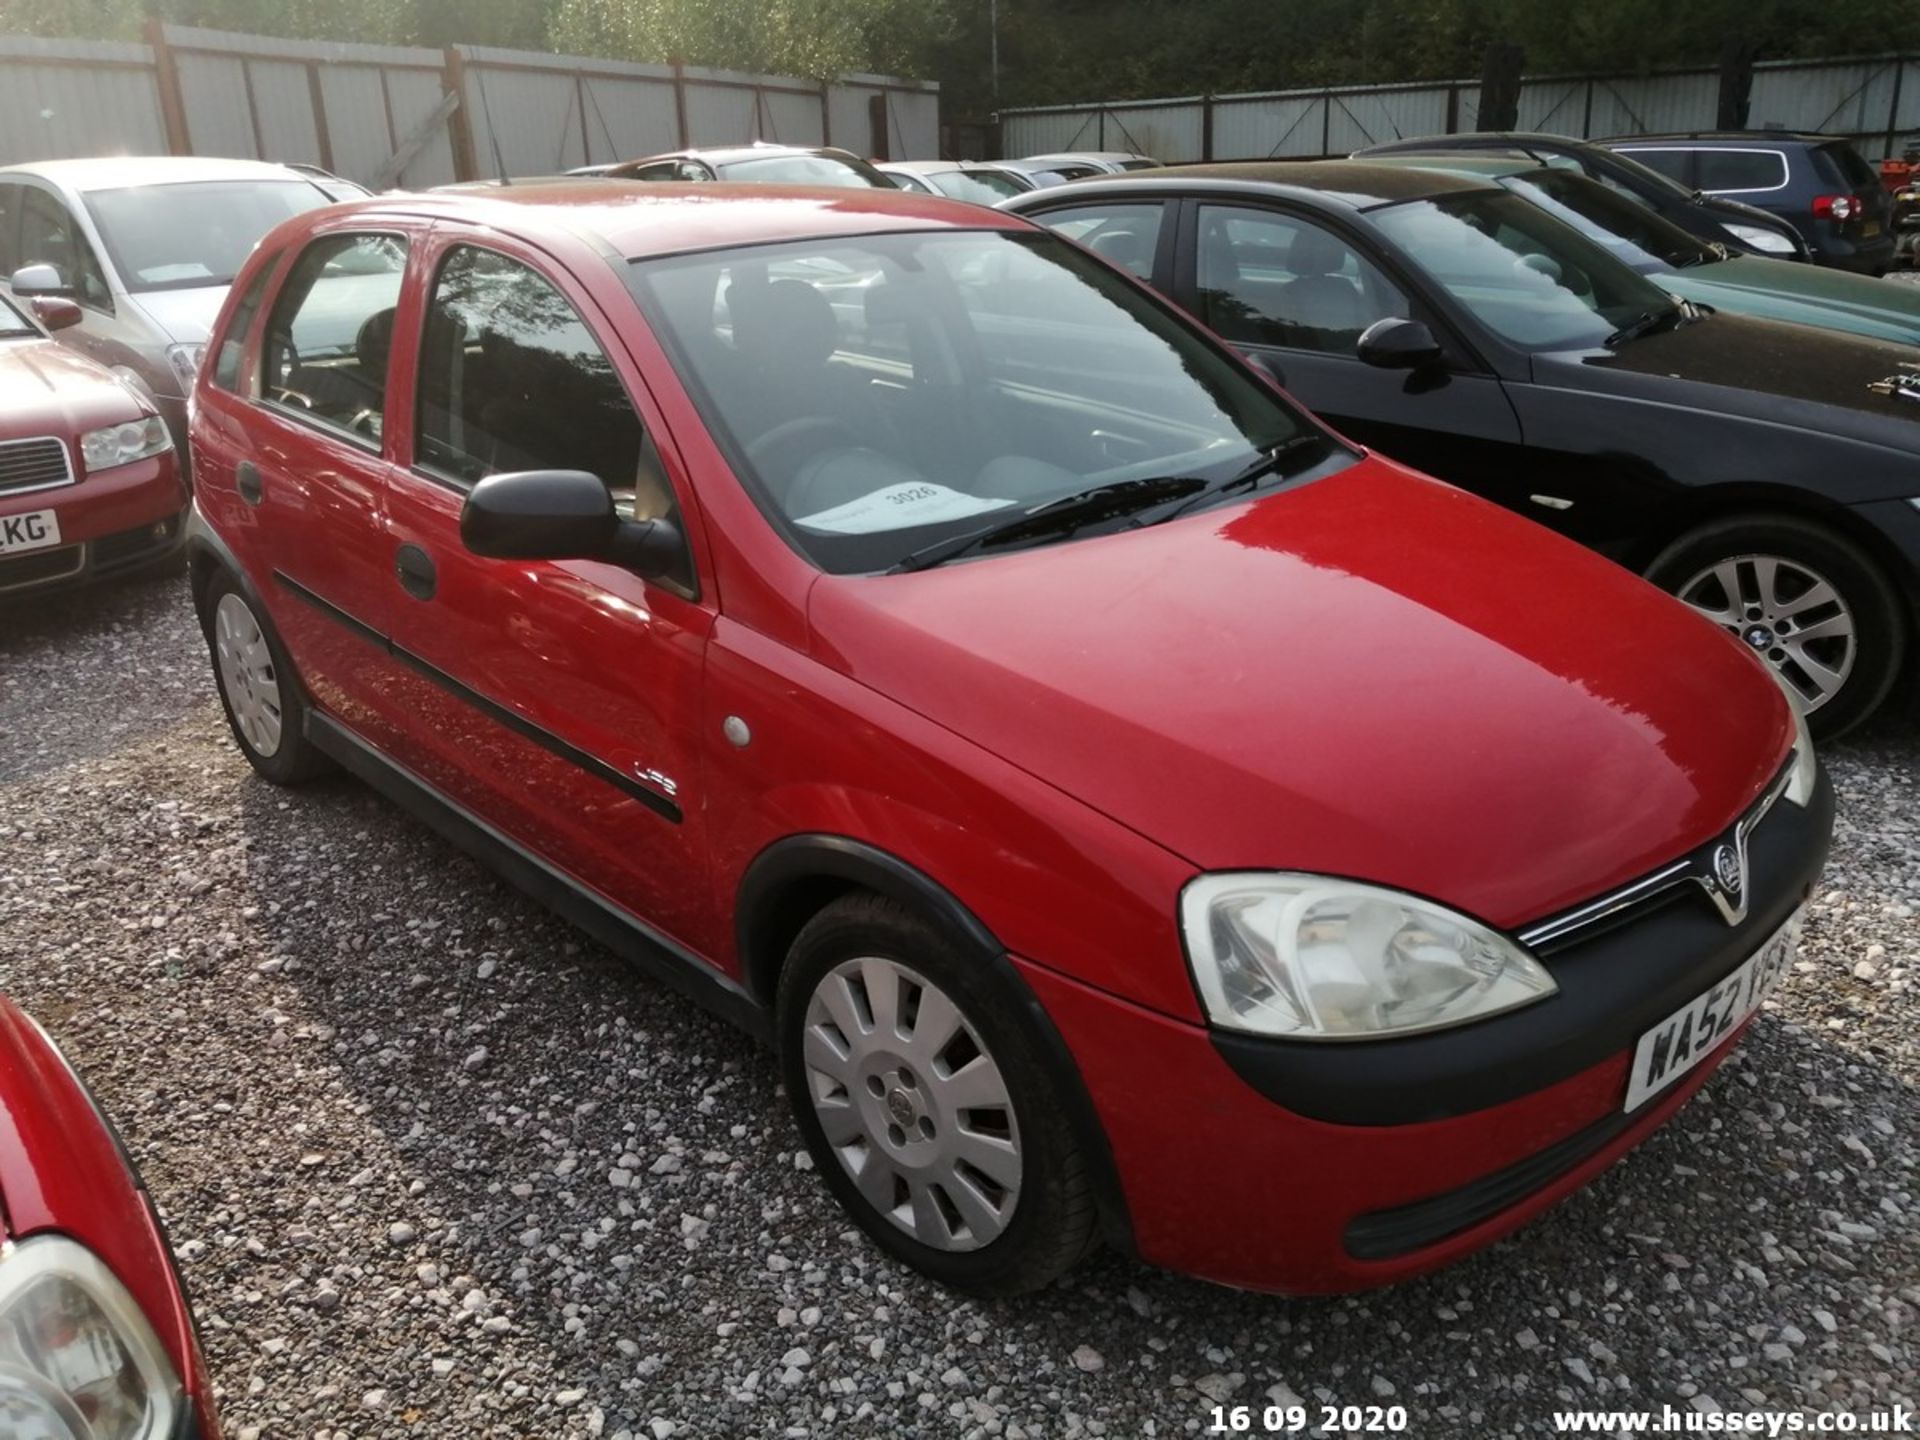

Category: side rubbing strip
[271, 569, 682, 824]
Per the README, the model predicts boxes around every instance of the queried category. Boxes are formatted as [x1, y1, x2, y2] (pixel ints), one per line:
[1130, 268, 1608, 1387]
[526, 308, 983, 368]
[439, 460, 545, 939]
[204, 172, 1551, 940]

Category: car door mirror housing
[29, 296, 82, 331]
[460, 469, 684, 581]
[1357, 318, 1444, 371]
[10, 263, 70, 297]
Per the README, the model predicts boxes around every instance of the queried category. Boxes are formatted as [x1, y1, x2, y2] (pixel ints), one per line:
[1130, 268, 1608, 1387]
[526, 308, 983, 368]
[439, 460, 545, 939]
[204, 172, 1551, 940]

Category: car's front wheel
[1645, 514, 1907, 739]
[198, 571, 330, 784]
[777, 893, 1098, 1295]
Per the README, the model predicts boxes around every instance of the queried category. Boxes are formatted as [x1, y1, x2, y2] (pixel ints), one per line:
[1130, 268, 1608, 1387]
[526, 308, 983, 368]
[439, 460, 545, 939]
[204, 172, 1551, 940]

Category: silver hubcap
[801, 958, 1022, 1252]
[1678, 553, 1855, 714]
[213, 592, 284, 757]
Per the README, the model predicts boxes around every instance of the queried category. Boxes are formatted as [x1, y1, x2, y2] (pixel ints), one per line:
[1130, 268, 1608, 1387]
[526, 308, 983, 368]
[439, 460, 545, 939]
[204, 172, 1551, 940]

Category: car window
[1617, 148, 1694, 186]
[211, 251, 281, 393]
[415, 245, 686, 560]
[928, 169, 1026, 205]
[1194, 205, 1411, 356]
[1372, 190, 1674, 351]
[260, 233, 408, 446]
[1035, 202, 1166, 280]
[1694, 149, 1788, 193]
[887, 172, 936, 194]
[0, 183, 21, 275]
[630, 229, 1314, 575]
[717, 155, 881, 187]
[1508, 170, 1711, 271]
[19, 189, 110, 311]
[0, 294, 35, 337]
[1816, 142, 1879, 192]
[83, 180, 329, 293]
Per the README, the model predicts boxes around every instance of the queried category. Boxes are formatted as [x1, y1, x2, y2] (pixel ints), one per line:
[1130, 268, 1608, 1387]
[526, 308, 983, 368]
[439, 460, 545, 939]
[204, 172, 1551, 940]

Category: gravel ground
[0, 570, 1914, 1439]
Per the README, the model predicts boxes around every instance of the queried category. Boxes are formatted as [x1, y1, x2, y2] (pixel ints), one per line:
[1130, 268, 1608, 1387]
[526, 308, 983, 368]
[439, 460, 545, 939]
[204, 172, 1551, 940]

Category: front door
[1174, 200, 1528, 499]
[381, 233, 718, 956]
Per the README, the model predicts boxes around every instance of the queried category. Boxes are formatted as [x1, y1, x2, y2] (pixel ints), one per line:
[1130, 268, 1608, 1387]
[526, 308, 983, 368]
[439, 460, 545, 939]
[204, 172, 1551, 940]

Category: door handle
[395, 544, 437, 601]
[236, 461, 263, 506]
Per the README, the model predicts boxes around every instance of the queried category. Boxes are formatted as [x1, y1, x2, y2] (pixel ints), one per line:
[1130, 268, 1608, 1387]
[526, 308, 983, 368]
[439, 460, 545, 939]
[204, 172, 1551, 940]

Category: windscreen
[84, 180, 330, 292]
[718, 155, 886, 188]
[929, 169, 1027, 204]
[629, 229, 1310, 574]
[1508, 168, 1713, 270]
[1372, 189, 1678, 351]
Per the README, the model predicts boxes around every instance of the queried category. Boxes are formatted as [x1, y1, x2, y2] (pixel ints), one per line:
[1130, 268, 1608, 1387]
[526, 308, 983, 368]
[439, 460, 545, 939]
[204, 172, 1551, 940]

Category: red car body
[0, 998, 218, 1435]
[187, 184, 1831, 1293]
[0, 297, 186, 598]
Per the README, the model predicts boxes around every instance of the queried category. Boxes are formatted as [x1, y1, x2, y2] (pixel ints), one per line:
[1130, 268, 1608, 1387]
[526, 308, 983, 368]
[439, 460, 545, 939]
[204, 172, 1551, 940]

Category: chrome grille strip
[1517, 757, 1797, 952]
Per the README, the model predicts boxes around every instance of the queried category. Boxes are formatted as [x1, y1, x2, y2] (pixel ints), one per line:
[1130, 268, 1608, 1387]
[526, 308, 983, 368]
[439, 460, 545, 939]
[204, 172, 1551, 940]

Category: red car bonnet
[0, 338, 151, 440]
[807, 455, 1793, 932]
[0, 999, 205, 1406]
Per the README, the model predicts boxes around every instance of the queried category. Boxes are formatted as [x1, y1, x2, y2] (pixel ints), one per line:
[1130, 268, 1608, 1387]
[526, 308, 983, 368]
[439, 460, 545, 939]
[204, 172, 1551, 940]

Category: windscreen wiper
[1604, 303, 1686, 348]
[1143, 432, 1335, 526]
[887, 475, 1207, 574]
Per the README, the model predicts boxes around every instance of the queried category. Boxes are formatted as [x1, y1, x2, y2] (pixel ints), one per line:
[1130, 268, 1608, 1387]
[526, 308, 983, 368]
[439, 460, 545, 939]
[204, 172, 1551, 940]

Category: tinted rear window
[1694, 149, 1789, 192]
[1620, 148, 1693, 185]
[1816, 142, 1879, 191]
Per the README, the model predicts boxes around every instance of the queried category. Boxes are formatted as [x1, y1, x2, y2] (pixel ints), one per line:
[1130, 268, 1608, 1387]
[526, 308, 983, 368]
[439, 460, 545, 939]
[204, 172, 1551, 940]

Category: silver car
[0, 157, 339, 475]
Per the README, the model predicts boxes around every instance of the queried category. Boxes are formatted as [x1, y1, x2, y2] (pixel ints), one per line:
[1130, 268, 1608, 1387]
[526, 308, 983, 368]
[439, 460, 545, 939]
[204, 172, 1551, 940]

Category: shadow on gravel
[223, 738, 1916, 1432]
[0, 568, 203, 783]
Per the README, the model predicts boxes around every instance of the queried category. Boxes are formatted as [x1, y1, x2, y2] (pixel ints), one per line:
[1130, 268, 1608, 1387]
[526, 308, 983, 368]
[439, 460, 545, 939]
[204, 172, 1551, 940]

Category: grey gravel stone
[2, 572, 1915, 1437]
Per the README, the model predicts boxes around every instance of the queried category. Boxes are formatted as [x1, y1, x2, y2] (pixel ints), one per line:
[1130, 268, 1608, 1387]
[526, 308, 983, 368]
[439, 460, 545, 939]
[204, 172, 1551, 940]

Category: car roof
[321, 181, 1027, 260]
[1352, 152, 1541, 179]
[623, 144, 849, 166]
[0, 155, 316, 191]
[1021, 151, 1153, 164]
[1047, 159, 1499, 208]
[1598, 130, 1852, 146]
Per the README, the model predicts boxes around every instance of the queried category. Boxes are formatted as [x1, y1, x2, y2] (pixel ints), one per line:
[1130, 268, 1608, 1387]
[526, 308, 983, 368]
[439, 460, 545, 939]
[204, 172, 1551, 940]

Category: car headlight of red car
[80, 417, 172, 473]
[1181, 874, 1557, 1039]
[0, 1236, 181, 1440]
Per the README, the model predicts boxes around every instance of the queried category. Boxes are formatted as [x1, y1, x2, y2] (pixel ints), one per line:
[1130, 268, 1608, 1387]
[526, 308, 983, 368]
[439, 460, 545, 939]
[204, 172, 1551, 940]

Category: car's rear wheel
[199, 572, 330, 784]
[777, 893, 1097, 1295]
[1645, 514, 1906, 739]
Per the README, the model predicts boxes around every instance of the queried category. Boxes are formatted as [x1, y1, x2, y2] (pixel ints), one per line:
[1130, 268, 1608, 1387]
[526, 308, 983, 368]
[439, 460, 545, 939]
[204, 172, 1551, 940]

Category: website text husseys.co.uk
[1552, 1405, 1914, 1435]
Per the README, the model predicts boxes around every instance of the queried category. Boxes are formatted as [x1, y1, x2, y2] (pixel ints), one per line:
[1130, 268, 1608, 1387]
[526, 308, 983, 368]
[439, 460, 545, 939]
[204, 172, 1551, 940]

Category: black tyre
[198, 570, 331, 784]
[777, 892, 1098, 1296]
[1645, 514, 1907, 740]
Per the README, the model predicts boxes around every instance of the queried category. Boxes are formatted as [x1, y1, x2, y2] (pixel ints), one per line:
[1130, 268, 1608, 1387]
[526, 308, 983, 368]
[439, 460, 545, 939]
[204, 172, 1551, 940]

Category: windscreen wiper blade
[888, 475, 1207, 574]
[1604, 303, 1685, 348]
[1143, 432, 1335, 526]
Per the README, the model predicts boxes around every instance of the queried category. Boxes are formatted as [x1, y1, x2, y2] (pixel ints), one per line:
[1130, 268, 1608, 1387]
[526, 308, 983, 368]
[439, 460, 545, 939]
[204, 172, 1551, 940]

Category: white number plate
[1624, 907, 1802, 1112]
[0, 508, 61, 556]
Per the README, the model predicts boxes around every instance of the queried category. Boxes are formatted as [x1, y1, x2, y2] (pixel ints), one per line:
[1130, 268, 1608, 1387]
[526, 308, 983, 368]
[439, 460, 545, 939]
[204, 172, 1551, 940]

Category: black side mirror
[1356, 318, 1444, 371]
[9, 263, 69, 298]
[460, 470, 684, 580]
[1245, 350, 1287, 389]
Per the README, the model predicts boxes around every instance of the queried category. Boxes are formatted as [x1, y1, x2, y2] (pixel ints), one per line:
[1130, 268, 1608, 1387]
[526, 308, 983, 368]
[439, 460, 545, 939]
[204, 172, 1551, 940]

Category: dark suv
[1600, 132, 1893, 274]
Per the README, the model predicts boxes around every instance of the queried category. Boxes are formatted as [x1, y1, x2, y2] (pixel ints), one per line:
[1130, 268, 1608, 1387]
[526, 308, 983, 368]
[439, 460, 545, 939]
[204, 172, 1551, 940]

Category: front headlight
[1725, 222, 1798, 256]
[1180, 873, 1557, 1039]
[1776, 677, 1818, 807]
[164, 343, 206, 393]
[79, 416, 170, 473]
[0, 1237, 182, 1440]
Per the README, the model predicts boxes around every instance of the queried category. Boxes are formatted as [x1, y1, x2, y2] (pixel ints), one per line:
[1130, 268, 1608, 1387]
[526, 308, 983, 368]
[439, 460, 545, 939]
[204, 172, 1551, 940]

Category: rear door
[381, 228, 719, 954]
[191, 222, 422, 748]
[1169, 198, 1526, 490]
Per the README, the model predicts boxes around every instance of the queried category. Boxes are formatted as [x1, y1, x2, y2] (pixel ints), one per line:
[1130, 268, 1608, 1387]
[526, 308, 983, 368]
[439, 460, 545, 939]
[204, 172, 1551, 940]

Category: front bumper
[1020, 767, 1832, 1294]
[0, 452, 189, 598]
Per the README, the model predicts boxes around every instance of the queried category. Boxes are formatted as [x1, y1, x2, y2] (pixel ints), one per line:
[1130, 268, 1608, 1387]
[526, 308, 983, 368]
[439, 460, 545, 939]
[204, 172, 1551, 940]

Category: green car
[1362, 152, 1920, 347]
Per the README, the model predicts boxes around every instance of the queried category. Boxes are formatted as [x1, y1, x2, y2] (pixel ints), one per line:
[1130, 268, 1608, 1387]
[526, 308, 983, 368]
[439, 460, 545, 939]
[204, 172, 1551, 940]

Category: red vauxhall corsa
[185, 184, 1831, 1296]
[0, 293, 184, 600]
[0, 998, 220, 1436]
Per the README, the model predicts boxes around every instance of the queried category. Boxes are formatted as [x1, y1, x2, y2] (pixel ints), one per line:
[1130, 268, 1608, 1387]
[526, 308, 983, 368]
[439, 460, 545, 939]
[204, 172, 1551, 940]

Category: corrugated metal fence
[1000, 53, 1920, 162]
[0, 22, 939, 187]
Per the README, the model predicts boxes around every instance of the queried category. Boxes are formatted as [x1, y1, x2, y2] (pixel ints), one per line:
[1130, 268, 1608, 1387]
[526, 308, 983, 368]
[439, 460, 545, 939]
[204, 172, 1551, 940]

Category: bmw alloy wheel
[799, 957, 1023, 1252]
[1676, 553, 1856, 714]
[213, 591, 285, 757]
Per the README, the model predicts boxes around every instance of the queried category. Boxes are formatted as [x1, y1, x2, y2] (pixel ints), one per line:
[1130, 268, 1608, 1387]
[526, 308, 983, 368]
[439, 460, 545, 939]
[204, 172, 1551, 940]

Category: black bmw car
[1004, 163, 1920, 735]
